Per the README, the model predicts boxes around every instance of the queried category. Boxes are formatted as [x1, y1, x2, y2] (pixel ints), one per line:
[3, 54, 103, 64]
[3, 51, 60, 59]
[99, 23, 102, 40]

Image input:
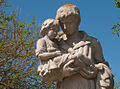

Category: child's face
[47, 25, 59, 40]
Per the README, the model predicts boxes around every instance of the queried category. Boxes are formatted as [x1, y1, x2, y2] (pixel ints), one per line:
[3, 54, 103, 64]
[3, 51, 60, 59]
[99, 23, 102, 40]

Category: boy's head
[40, 19, 60, 37]
[56, 4, 81, 27]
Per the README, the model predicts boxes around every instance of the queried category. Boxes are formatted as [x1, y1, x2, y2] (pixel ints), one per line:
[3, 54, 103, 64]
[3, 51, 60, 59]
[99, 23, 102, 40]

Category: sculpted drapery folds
[36, 4, 114, 89]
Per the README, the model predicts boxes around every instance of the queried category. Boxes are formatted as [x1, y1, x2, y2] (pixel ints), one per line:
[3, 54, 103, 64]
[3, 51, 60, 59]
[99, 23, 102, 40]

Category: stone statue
[36, 4, 114, 89]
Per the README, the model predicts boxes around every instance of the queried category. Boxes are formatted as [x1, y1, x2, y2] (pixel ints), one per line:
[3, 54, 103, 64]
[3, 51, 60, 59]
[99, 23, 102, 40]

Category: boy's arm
[94, 39, 105, 63]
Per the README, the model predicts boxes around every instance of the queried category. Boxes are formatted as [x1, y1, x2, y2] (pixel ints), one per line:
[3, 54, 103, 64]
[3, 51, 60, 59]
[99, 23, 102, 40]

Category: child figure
[36, 19, 81, 81]
[36, 19, 61, 77]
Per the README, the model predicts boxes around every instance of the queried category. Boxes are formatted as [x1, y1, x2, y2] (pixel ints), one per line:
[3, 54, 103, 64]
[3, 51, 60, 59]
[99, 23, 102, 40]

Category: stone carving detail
[36, 4, 114, 89]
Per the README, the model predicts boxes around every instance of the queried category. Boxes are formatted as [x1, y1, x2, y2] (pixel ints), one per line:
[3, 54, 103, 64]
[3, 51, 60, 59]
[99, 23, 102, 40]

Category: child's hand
[55, 51, 62, 56]
[48, 47, 57, 52]
[68, 48, 75, 54]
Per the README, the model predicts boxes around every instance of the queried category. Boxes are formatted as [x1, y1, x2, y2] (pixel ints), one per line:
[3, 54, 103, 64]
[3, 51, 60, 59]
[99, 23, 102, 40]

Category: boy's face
[47, 25, 60, 40]
[60, 16, 78, 36]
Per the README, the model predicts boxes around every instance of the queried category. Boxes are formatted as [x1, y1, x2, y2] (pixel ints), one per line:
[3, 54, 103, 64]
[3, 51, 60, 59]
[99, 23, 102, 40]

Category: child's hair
[40, 19, 60, 37]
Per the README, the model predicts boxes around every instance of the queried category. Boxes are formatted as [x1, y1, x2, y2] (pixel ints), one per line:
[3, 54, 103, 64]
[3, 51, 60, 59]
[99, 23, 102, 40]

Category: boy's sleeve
[94, 39, 105, 63]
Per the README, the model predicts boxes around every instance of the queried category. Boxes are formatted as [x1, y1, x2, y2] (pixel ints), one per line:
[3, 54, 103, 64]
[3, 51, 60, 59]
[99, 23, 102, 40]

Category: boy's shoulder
[80, 31, 100, 45]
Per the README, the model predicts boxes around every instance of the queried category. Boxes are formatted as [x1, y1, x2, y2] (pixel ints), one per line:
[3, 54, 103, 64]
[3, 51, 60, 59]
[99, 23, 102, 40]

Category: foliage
[114, 74, 120, 89]
[111, 0, 120, 37]
[111, 19, 120, 37]
[0, 0, 56, 88]
[115, 0, 120, 8]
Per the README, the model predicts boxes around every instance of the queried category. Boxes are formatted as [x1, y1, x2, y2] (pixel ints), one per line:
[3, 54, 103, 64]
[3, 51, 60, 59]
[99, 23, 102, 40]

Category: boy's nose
[54, 32, 56, 35]
[64, 24, 67, 29]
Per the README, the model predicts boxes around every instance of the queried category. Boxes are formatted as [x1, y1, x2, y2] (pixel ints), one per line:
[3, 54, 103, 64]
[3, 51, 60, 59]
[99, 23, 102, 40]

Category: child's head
[40, 19, 60, 38]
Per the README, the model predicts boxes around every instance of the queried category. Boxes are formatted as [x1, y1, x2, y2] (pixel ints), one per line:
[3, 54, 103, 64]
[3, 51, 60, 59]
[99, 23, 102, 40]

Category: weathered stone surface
[36, 4, 114, 89]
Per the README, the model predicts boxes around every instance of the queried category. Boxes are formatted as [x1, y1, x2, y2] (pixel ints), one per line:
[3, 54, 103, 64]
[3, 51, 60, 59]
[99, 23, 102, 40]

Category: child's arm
[36, 39, 61, 61]
[38, 51, 62, 61]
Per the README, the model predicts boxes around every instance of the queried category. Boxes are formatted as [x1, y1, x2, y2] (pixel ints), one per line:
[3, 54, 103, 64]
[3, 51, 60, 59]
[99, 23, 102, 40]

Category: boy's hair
[56, 4, 81, 26]
[40, 19, 60, 37]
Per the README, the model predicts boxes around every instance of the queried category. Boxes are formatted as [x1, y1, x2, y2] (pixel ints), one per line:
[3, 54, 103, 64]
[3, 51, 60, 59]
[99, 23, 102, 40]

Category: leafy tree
[111, 0, 120, 37]
[0, 0, 55, 88]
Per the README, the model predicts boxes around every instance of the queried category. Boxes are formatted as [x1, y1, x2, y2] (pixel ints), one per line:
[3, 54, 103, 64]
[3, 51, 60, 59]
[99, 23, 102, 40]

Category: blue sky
[10, 0, 120, 80]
